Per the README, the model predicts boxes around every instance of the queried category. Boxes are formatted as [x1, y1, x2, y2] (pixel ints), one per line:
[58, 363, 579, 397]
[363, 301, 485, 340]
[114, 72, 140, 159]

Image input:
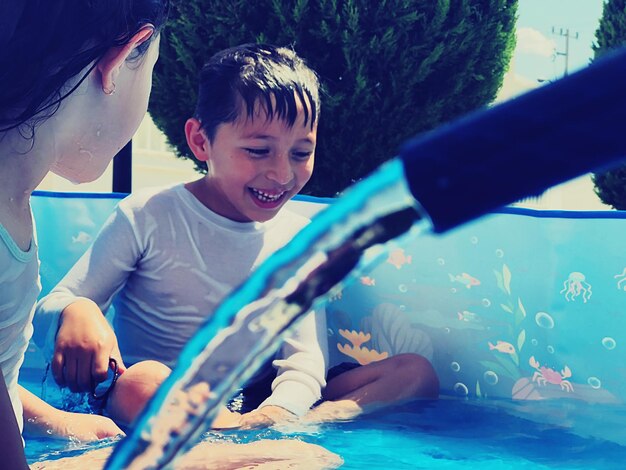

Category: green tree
[592, 0, 626, 209]
[150, 0, 517, 196]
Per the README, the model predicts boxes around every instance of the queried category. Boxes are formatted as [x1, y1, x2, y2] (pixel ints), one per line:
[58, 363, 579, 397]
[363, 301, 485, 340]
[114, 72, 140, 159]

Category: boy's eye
[243, 148, 269, 157]
[292, 151, 313, 161]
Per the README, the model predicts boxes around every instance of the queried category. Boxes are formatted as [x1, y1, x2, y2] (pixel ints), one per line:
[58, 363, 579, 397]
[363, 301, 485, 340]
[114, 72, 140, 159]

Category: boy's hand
[237, 405, 295, 429]
[52, 299, 126, 393]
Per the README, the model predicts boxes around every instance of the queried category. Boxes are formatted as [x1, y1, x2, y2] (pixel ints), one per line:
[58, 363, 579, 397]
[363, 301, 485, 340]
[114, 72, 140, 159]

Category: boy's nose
[267, 158, 294, 185]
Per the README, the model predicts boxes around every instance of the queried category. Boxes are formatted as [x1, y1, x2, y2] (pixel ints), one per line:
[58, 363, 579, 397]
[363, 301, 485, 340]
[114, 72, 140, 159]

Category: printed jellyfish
[560, 272, 592, 303]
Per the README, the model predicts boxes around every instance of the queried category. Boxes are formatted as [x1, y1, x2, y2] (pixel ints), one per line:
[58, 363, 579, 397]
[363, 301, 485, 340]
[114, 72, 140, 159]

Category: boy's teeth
[251, 188, 283, 202]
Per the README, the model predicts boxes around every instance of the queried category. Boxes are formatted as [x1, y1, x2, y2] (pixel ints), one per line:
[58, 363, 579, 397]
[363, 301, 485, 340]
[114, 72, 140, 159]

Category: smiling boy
[34, 44, 327, 427]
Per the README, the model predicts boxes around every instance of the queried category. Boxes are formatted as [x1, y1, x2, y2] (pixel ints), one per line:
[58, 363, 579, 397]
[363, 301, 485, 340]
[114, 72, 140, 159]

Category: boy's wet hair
[195, 43, 320, 141]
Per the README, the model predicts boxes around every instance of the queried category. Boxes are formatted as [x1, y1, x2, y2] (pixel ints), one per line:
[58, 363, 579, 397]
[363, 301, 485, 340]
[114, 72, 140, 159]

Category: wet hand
[52, 299, 126, 393]
[238, 405, 296, 429]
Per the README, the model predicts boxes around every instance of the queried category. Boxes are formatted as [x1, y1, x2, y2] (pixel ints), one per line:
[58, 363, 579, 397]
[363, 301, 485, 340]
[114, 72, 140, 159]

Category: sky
[499, 0, 606, 100]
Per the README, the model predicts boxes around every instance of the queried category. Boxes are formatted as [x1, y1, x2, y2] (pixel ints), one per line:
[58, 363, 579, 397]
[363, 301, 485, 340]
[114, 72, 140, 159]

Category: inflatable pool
[22, 190, 626, 468]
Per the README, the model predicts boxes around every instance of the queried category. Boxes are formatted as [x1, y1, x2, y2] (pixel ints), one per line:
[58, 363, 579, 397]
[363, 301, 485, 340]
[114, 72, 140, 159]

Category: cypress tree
[150, 0, 517, 196]
[592, 0, 626, 209]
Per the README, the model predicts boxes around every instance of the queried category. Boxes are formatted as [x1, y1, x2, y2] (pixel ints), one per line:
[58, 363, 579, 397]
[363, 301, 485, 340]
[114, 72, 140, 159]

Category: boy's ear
[185, 118, 211, 162]
[96, 24, 155, 94]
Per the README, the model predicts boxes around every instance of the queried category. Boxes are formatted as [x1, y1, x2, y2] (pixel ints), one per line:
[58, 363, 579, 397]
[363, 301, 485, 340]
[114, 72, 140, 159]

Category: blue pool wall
[27, 190, 626, 405]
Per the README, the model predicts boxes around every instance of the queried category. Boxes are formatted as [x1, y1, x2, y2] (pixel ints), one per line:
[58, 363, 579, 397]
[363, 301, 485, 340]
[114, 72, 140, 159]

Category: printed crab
[529, 356, 574, 392]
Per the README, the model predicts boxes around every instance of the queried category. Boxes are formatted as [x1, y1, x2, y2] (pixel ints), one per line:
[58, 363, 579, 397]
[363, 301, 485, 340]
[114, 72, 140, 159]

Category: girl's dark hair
[0, 0, 169, 132]
[195, 43, 320, 142]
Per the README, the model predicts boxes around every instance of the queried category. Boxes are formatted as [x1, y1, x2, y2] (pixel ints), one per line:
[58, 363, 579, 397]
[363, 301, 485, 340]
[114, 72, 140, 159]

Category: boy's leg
[106, 360, 240, 429]
[0, 367, 29, 470]
[324, 353, 439, 404]
[106, 360, 172, 426]
[306, 354, 438, 423]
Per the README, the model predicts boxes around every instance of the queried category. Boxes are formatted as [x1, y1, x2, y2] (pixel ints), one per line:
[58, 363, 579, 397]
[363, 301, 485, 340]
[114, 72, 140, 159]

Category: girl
[0, 0, 169, 465]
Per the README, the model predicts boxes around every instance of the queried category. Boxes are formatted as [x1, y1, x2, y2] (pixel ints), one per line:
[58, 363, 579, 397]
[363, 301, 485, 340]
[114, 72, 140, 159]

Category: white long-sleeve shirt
[34, 184, 327, 416]
[0, 218, 40, 434]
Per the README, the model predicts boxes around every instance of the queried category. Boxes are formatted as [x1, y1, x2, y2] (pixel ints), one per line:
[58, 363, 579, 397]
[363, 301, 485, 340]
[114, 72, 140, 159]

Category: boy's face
[192, 102, 317, 223]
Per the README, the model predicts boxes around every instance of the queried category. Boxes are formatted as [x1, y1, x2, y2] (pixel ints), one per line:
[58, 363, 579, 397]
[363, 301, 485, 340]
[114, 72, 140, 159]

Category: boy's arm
[33, 206, 142, 392]
[19, 385, 123, 441]
[255, 307, 328, 418]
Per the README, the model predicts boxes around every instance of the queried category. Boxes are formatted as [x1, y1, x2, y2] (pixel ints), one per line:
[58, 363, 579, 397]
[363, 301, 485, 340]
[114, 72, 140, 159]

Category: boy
[35, 43, 324, 427]
[35, 43, 438, 429]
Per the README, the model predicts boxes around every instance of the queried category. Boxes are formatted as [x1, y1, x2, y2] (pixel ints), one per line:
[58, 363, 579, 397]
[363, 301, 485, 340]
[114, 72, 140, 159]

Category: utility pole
[552, 27, 579, 76]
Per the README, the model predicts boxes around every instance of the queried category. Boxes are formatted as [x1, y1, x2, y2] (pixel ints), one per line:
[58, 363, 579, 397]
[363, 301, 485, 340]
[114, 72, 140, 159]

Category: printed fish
[360, 276, 376, 286]
[449, 272, 481, 288]
[457, 310, 480, 323]
[71, 231, 92, 244]
[488, 340, 516, 355]
[387, 248, 412, 269]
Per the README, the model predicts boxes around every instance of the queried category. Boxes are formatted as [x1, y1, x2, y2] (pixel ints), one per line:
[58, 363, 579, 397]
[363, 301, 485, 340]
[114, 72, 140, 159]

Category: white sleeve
[32, 206, 143, 360]
[258, 307, 328, 416]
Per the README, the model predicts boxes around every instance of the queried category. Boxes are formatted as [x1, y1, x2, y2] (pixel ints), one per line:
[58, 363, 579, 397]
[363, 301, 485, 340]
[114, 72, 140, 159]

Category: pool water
[24, 365, 626, 470]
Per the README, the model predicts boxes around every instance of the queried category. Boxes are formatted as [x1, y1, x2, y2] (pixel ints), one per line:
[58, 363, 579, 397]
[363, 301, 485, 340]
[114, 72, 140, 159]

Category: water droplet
[535, 311, 555, 329]
[546, 345, 555, 354]
[531, 339, 538, 346]
[495, 249, 504, 258]
[602, 337, 617, 350]
[453, 382, 469, 396]
[444, 327, 451, 334]
[482, 298, 491, 307]
[588, 377, 602, 389]
[451, 288, 457, 293]
[399, 305, 406, 311]
[450, 362, 461, 372]
[470, 236, 479, 244]
[398, 284, 408, 293]
[483, 371, 499, 386]
[437, 258, 445, 266]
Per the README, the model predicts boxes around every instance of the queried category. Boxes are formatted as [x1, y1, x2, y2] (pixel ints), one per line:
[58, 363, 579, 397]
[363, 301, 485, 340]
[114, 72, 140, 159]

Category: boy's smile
[185, 104, 317, 223]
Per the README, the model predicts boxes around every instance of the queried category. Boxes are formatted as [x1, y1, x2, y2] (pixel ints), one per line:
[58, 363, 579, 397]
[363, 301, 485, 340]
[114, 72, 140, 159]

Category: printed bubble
[470, 236, 479, 244]
[451, 288, 457, 293]
[482, 298, 492, 308]
[399, 305, 406, 311]
[535, 311, 555, 329]
[437, 258, 446, 266]
[398, 284, 408, 293]
[587, 377, 602, 389]
[327, 328, 334, 336]
[444, 327, 451, 334]
[450, 362, 461, 372]
[483, 371, 499, 386]
[602, 337, 617, 350]
[531, 339, 538, 346]
[546, 345, 555, 354]
[453, 383, 469, 396]
[495, 249, 504, 258]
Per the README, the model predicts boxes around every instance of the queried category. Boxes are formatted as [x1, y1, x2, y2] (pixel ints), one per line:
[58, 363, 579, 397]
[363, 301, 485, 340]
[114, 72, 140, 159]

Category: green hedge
[592, 0, 626, 209]
[149, 0, 517, 196]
